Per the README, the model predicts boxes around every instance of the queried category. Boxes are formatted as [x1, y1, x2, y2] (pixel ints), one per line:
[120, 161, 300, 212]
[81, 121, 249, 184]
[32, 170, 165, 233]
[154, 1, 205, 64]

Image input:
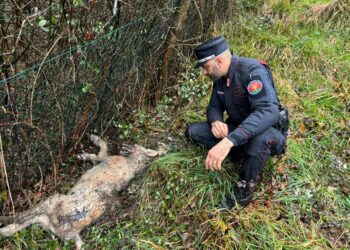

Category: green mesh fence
[1, 15, 168, 186]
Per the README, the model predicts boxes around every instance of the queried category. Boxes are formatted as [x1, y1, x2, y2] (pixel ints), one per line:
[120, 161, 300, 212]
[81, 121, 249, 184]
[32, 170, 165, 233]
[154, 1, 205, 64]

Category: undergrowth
[1, 0, 349, 249]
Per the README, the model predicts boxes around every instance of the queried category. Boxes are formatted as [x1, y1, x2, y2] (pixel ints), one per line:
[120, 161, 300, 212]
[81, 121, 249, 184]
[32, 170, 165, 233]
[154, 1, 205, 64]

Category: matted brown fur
[0, 134, 166, 249]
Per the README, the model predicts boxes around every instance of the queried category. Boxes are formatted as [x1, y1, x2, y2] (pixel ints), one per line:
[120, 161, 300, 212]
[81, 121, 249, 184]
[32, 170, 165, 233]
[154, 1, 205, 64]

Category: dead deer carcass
[0, 134, 165, 249]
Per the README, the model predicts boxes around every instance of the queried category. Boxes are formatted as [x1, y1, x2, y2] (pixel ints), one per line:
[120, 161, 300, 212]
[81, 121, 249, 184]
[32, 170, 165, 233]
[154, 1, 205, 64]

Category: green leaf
[38, 19, 47, 27]
[40, 27, 50, 32]
[82, 80, 92, 93]
[73, 0, 84, 7]
[50, 16, 59, 25]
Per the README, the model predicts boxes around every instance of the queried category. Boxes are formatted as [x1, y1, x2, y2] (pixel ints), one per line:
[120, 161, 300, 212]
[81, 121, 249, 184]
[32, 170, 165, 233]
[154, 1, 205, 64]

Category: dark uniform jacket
[207, 54, 282, 147]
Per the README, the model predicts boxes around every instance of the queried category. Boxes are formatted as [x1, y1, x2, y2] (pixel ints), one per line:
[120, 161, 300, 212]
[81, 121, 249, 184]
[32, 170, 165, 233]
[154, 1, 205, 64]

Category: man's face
[202, 59, 222, 81]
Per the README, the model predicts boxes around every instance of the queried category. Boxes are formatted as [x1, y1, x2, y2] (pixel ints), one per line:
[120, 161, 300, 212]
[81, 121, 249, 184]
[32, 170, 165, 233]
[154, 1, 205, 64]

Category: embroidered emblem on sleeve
[247, 80, 263, 95]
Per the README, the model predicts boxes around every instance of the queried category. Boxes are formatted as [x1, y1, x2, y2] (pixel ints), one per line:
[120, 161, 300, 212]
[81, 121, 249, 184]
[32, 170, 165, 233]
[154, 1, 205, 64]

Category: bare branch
[0, 134, 16, 219]
[29, 35, 62, 123]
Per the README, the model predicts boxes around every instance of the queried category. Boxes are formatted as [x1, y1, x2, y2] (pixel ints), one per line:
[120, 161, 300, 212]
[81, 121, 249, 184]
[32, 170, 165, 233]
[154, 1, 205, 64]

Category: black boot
[223, 180, 254, 209]
[233, 180, 253, 206]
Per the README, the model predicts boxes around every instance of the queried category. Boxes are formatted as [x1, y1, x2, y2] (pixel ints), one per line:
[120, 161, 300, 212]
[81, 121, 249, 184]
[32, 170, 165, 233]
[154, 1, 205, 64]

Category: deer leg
[75, 234, 84, 250]
[77, 152, 104, 165]
[0, 214, 51, 238]
[0, 194, 61, 228]
[77, 152, 103, 162]
[0, 213, 84, 249]
[89, 134, 108, 158]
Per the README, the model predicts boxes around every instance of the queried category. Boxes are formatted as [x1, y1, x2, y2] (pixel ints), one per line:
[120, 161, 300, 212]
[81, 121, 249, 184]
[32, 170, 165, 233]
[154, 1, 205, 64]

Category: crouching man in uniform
[185, 35, 289, 208]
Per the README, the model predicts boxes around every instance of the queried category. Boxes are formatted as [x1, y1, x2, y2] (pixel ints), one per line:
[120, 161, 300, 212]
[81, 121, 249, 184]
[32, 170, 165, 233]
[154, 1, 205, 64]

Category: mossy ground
[1, 0, 349, 249]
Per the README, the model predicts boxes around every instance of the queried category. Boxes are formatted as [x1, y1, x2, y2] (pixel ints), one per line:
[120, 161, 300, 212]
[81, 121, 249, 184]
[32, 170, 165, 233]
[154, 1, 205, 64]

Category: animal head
[130, 143, 167, 159]
[127, 143, 167, 175]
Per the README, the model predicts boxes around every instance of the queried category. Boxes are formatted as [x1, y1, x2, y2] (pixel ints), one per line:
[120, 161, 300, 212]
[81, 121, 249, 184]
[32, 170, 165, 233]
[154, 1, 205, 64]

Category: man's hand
[211, 121, 228, 138]
[205, 137, 234, 171]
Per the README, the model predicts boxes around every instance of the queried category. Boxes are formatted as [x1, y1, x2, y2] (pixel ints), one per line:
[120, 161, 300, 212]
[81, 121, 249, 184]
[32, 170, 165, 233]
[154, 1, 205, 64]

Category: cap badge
[247, 80, 263, 95]
[198, 54, 215, 63]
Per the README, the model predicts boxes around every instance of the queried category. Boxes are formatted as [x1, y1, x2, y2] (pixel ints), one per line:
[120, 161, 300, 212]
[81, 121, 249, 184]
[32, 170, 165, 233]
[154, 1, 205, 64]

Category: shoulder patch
[247, 80, 263, 95]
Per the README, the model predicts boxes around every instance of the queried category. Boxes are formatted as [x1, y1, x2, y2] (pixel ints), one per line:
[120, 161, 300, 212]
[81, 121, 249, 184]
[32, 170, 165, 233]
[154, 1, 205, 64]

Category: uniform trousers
[185, 122, 286, 183]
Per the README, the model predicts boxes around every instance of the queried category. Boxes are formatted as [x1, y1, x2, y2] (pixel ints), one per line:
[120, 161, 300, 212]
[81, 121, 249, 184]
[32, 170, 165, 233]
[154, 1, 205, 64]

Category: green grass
[1, 0, 349, 249]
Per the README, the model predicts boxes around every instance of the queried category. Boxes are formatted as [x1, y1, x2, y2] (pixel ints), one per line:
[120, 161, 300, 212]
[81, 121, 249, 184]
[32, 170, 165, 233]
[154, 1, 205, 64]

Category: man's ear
[215, 56, 223, 67]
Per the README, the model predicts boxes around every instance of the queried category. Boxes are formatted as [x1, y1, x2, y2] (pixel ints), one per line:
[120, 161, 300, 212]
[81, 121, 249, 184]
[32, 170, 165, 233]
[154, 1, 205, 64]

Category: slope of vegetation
[1, 0, 349, 249]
